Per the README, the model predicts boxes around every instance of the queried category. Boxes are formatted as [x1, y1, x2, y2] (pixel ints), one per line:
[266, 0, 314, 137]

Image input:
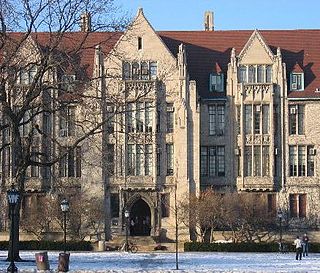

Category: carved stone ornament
[244, 84, 271, 96]
[245, 134, 270, 145]
[125, 81, 155, 95]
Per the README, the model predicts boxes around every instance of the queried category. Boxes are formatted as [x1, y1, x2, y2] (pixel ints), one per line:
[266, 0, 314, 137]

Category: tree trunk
[6, 126, 26, 261]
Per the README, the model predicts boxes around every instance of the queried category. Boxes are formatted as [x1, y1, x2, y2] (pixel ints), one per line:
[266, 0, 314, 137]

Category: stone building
[1, 8, 320, 240]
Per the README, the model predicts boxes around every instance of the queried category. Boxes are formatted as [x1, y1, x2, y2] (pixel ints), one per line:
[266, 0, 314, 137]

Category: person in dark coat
[302, 233, 309, 257]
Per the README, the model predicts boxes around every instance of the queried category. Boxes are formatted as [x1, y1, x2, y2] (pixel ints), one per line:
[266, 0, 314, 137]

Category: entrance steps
[106, 235, 184, 252]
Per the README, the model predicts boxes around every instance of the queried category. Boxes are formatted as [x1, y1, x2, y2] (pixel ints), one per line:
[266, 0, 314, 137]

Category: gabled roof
[292, 62, 304, 73]
[2, 32, 121, 80]
[158, 30, 320, 99]
[3, 29, 320, 99]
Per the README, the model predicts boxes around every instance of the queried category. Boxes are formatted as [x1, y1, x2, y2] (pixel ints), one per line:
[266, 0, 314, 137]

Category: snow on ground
[0, 251, 318, 272]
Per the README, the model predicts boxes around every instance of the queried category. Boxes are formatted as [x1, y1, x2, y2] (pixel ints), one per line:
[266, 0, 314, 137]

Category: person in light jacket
[294, 236, 303, 260]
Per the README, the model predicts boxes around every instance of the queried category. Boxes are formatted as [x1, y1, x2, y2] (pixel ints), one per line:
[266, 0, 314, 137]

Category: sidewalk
[0, 251, 318, 272]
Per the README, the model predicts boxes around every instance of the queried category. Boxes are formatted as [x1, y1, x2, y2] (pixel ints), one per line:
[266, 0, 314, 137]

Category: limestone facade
[2, 8, 320, 240]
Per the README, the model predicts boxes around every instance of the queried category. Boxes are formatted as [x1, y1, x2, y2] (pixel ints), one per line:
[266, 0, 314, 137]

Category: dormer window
[209, 73, 224, 92]
[290, 73, 304, 91]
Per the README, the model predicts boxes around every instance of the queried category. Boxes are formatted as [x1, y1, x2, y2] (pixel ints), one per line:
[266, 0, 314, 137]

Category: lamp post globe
[60, 199, 69, 253]
[124, 210, 129, 251]
[60, 199, 70, 213]
[7, 184, 20, 273]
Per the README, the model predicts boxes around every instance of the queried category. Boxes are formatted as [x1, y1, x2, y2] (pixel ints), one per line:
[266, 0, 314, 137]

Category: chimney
[80, 12, 92, 32]
[204, 11, 214, 31]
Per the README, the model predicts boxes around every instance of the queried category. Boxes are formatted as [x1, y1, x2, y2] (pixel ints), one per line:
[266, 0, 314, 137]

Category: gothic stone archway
[129, 198, 151, 236]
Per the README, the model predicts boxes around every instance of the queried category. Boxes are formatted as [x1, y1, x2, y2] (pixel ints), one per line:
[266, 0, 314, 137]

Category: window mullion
[251, 145, 254, 176]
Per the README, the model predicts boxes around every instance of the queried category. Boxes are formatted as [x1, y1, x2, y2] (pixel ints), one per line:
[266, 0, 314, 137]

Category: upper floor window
[106, 104, 114, 134]
[208, 104, 225, 136]
[244, 145, 270, 177]
[126, 144, 153, 176]
[106, 144, 114, 176]
[238, 65, 272, 84]
[126, 102, 154, 133]
[166, 143, 174, 176]
[138, 37, 143, 50]
[59, 146, 81, 177]
[122, 61, 157, 80]
[244, 104, 269, 135]
[61, 75, 76, 93]
[16, 66, 37, 85]
[59, 105, 76, 137]
[209, 73, 224, 92]
[289, 105, 304, 135]
[289, 145, 315, 177]
[290, 73, 304, 91]
[166, 103, 174, 133]
[200, 146, 225, 177]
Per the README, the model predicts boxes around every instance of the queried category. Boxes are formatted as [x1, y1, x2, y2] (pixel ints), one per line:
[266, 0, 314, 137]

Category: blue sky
[117, 0, 320, 30]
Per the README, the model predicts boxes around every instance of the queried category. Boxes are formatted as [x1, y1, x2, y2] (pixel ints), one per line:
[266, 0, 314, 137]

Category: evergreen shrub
[0, 241, 93, 251]
[184, 242, 320, 253]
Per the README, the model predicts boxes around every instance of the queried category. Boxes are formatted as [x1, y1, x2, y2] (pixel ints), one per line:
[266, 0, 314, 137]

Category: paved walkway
[0, 251, 318, 272]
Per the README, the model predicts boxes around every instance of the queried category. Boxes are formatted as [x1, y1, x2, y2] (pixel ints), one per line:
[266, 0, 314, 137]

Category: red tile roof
[292, 62, 304, 73]
[158, 30, 320, 99]
[3, 30, 320, 99]
[2, 32, 121, 80]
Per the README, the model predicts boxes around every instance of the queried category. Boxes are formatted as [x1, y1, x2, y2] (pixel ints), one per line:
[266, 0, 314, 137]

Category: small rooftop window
[138, 37, 142, 50]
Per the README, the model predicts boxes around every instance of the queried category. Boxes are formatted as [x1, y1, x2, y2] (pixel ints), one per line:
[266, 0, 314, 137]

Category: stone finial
[204, 11, 214, 31]
[277, 47, 281, 57]
[231, 48, 236, 59]
[80, 12, 91, 32]
[137, 7, 144, 16]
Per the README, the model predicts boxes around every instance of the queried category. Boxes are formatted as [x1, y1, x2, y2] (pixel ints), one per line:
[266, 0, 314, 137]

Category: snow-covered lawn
[0, 251, 318, 272]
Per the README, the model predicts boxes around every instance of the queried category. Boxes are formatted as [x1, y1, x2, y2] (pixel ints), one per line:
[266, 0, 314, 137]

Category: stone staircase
[104, 236, 184, 252]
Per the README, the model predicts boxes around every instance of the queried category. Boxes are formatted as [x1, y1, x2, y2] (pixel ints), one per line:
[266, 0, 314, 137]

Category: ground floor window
[111, 193, 119, 218]
[289, 194, 306, 218]
[161, 193, 170, 218]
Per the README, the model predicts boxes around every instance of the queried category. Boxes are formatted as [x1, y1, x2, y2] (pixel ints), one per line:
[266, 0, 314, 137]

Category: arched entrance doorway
[129, 199, 151, 236]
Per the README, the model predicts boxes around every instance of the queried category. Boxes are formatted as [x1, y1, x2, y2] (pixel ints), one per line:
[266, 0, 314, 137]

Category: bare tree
[221, 192, 274, 243]
[20, 195, 60, 241]
[180, 188, 222, 242]
[0, 0, 130, 260]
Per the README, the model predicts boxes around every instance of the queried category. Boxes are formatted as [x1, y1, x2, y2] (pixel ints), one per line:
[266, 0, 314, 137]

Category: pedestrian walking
[294, 236, 302, 260]
[302, 233, 309, 257]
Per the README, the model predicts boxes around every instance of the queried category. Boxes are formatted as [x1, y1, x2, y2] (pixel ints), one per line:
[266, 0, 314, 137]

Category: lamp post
[278, 210, 283, 252]
[7, 184, 20, 273]
[124, 210, 129, 252]
[60, 199, 69, 253]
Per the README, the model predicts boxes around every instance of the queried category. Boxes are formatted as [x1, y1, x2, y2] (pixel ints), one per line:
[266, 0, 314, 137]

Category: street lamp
[7, 184, 20, 273]
[277, 209, 283, 252]
[60, 199, 69, 253]
[124, 210, 129, 252]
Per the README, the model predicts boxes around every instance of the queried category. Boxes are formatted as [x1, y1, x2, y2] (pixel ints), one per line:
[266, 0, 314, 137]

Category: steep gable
[238, 30, 274, 65]
[159, 30, 320, 99]
[107, 8, 176, 66]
